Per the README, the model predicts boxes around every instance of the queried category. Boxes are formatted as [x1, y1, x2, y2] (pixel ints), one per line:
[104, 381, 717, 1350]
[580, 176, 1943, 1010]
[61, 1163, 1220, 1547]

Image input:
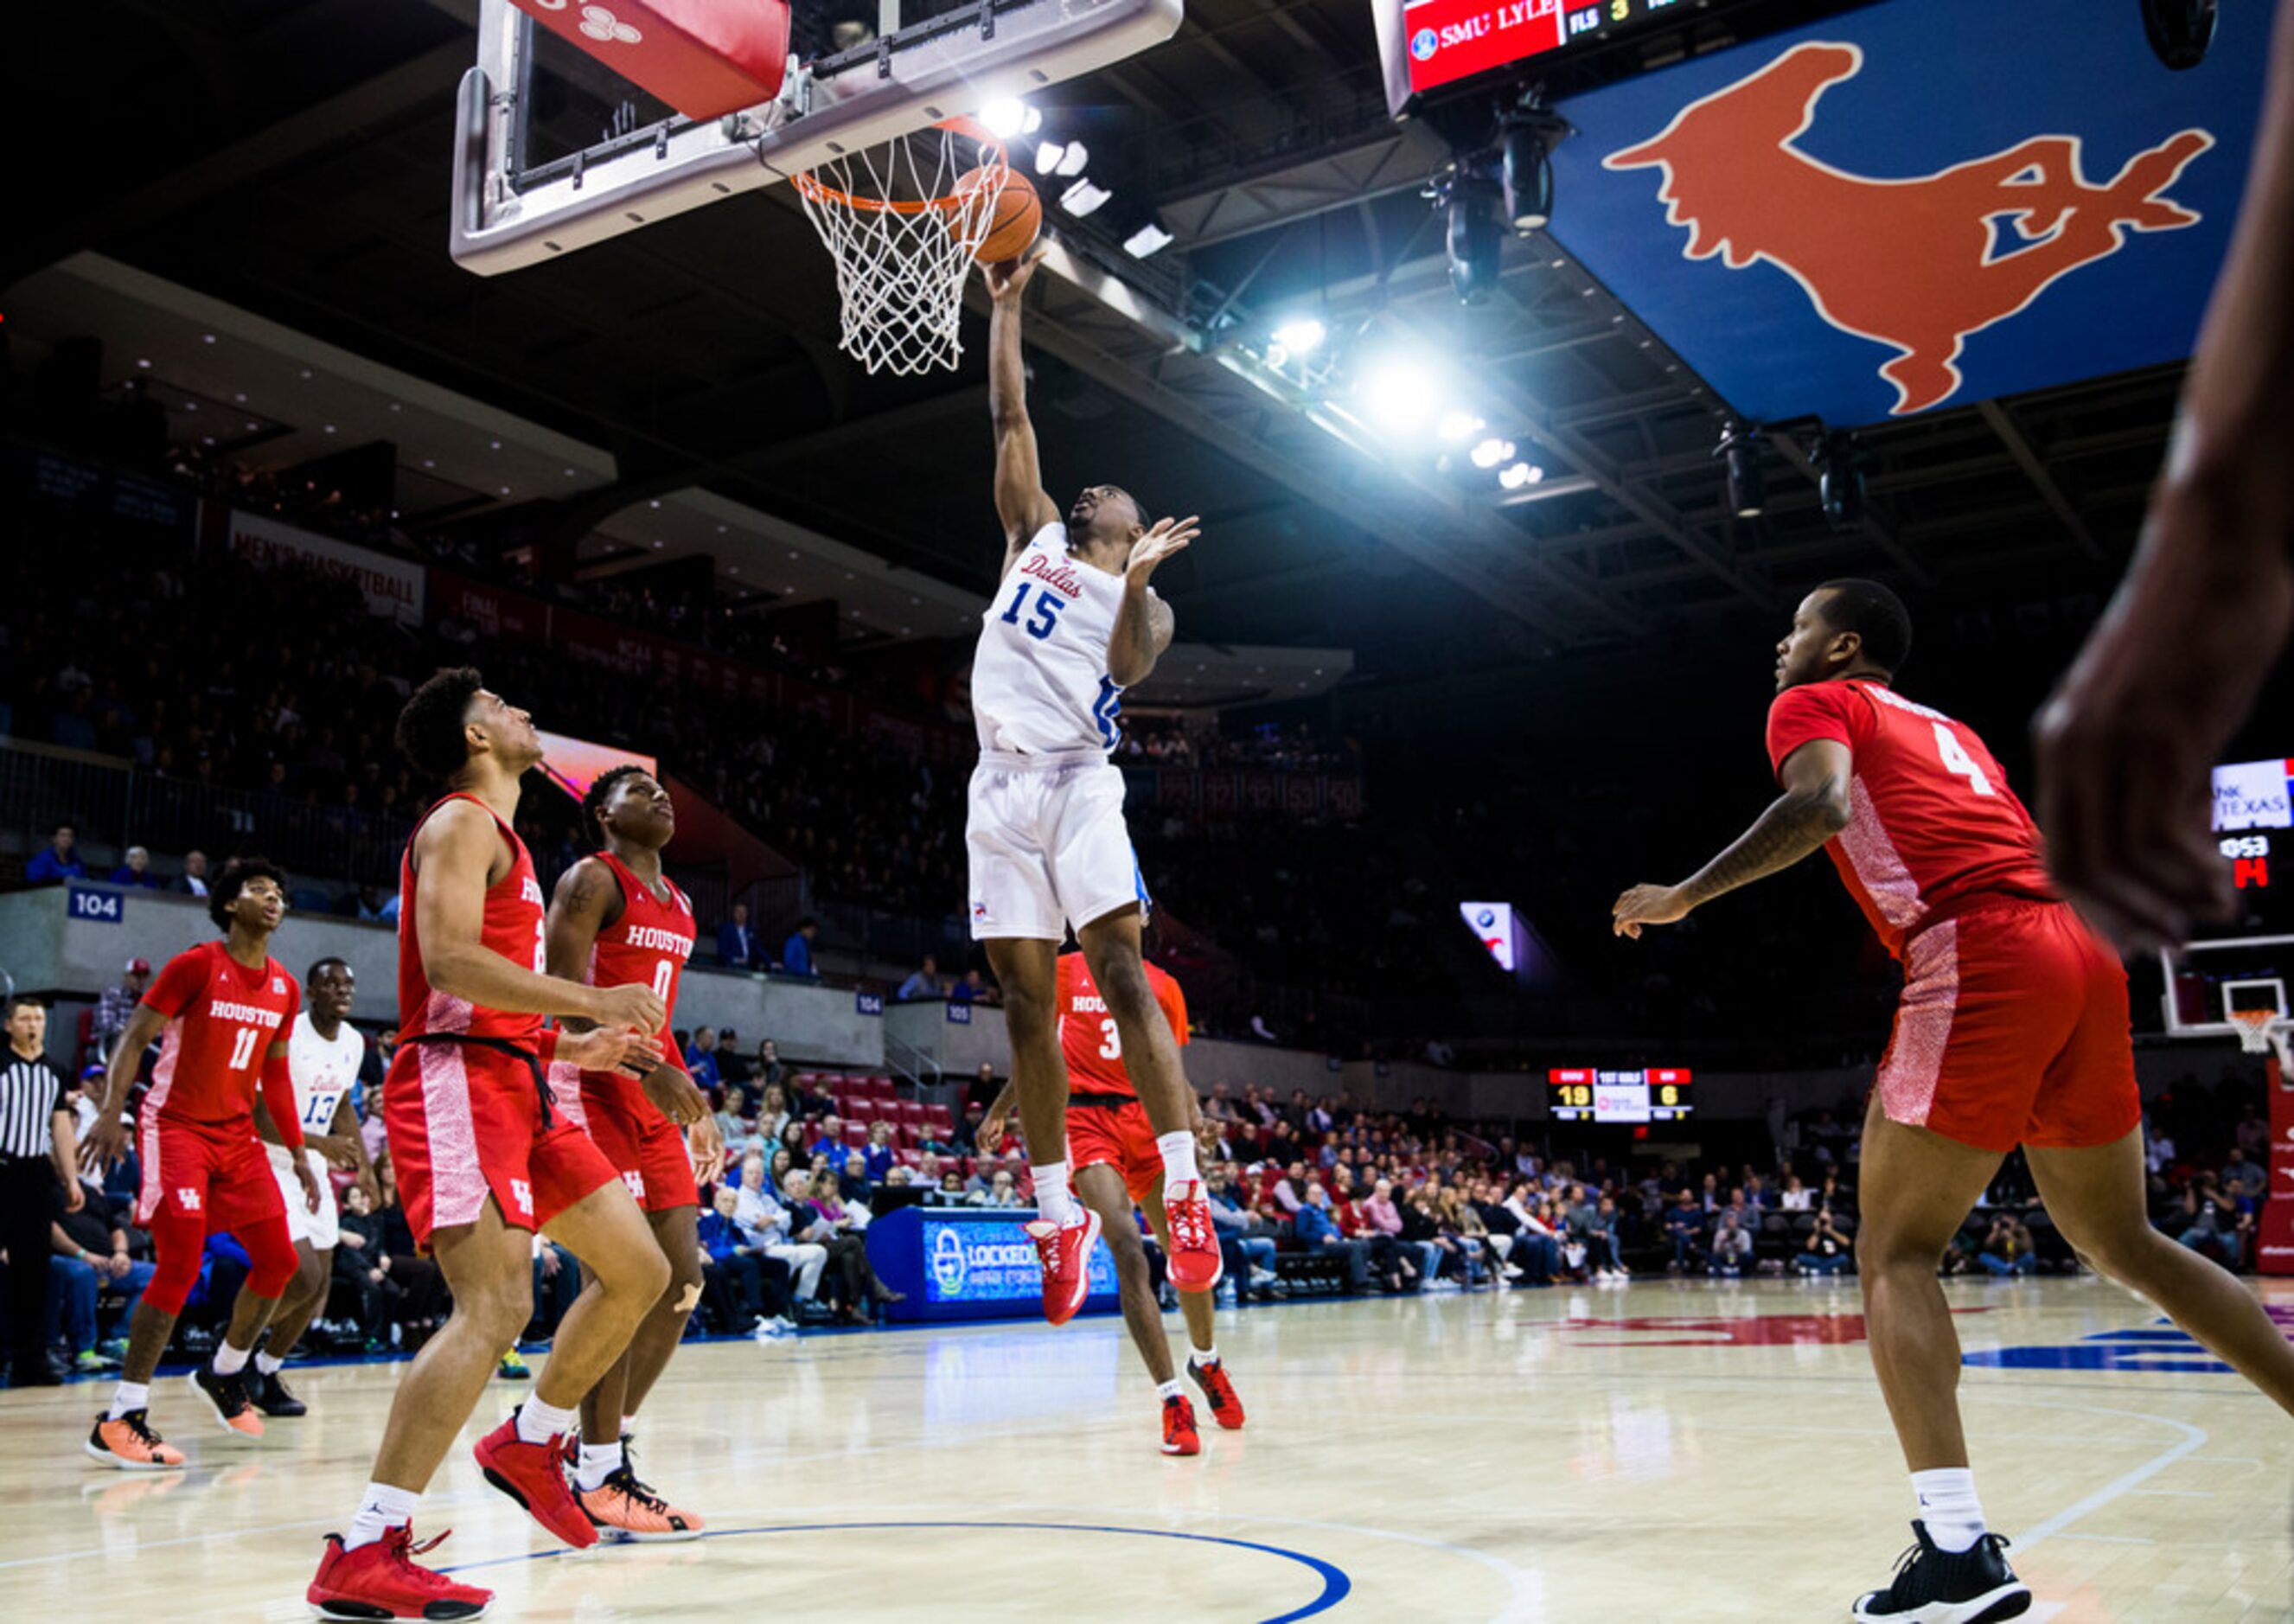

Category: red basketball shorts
[1068, 1095, 1163, 1205]
[137, 1115, 286, 1231]
[1875, 898, 2140, 1154]
[549, 1065, 699, 1214]
[385, 1040, 618, 1249]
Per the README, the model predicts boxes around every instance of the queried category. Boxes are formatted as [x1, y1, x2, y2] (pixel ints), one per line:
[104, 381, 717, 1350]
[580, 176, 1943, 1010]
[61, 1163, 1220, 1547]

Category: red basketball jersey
[142, 939, 299, 1126]
[1056, 953, 1188, 1098]
[582, 849, 694, 1074]
[1765, 678, 2056, 960]
[396, 792, 548, 1045]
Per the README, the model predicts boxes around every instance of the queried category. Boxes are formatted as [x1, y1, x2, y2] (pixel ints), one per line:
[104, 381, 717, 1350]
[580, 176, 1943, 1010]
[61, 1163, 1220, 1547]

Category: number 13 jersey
[972, 522, 1129, 756]
[1765, 677, 2056, 960]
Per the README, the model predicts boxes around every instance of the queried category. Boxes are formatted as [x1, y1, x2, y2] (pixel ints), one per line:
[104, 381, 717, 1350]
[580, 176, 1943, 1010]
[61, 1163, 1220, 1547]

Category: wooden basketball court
[4, 1277, 2287, 1620]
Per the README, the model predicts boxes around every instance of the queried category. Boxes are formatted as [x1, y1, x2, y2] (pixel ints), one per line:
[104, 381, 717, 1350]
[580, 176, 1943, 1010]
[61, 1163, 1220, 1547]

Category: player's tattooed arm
[544, 857, 622, 1033]
[1108, 515, 1198, 686]
[1612, 739, 1851, 937]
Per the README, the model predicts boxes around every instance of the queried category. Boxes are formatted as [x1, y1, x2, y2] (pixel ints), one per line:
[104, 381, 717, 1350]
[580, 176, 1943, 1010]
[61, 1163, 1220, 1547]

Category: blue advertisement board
[868, 1205, 1119, 1324]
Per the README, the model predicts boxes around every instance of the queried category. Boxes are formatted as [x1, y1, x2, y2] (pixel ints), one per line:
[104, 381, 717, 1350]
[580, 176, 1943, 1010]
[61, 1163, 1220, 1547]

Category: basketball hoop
[787, 118, 1014, 376]
[2230, 1007, 2294, 1070]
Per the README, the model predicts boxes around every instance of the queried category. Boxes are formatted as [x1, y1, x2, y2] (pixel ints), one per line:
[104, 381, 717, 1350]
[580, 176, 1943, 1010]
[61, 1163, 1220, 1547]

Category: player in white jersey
[971, 246, 1223, 1324]
[243, 957, 376, 1416]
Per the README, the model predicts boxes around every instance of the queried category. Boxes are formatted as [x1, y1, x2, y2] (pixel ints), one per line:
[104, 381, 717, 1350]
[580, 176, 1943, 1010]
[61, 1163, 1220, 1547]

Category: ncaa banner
[227, 511, 425, 626]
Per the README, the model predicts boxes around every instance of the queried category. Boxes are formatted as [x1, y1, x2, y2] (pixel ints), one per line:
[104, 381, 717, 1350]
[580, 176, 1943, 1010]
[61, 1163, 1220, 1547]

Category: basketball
[953, 164, 1040, 265]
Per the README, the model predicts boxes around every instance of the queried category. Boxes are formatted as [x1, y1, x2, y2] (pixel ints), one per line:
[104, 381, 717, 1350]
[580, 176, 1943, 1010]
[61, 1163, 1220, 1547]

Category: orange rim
[794, 117, 1013, 215]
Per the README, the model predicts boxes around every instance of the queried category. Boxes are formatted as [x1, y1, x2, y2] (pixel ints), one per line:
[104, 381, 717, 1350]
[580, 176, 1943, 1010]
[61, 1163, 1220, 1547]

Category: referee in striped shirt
[3, 994, 84, 1387]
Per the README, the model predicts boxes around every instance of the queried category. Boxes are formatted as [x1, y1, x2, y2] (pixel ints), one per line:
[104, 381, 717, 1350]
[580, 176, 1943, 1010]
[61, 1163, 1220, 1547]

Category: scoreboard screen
[1382, 0, 1694, 110]
[1549, 1067, 1693, 1123]
[2214, 757, 2294, 894]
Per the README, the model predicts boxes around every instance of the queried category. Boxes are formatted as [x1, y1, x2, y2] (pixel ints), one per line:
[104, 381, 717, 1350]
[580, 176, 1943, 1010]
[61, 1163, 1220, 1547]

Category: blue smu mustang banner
[1546, 0, 2271, 428]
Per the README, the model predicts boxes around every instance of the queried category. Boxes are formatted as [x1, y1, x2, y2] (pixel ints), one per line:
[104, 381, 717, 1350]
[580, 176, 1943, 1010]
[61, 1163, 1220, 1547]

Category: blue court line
[438, 1519, 1352, 1623]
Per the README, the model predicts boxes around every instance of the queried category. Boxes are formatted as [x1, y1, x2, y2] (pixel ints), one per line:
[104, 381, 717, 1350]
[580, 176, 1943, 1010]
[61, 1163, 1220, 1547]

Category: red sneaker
[1024, 1207, 1102, 1327]
[1160, 1394, 1201, 1456]
[308, 1525, 493, 1621]
[473, 1411, 598, 1549]
[1163, 1181, 1224, 1293]
[1187, 1358, 1246, 1430]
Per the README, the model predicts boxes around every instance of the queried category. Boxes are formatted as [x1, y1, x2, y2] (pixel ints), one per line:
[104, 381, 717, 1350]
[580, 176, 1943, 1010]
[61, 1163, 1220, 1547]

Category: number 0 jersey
[1055, 950, 1188, 1100]
[578, 849, 694, 1081]
[1765, 678, 2056, 960]
[972, 521, 1130, 756]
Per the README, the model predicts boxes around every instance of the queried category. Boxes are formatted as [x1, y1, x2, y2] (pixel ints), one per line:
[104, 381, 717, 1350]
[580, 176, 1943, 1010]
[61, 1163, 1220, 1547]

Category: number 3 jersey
[972, 521, 1129, 755]
[141, 940, 301, 1128]
[1055, 950, 1187, 1099]
[1765, 677, 2056, 960]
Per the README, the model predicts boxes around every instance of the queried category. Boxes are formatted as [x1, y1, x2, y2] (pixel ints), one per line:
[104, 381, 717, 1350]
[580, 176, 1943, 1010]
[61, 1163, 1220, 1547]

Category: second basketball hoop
[789, 118, 1023, 376]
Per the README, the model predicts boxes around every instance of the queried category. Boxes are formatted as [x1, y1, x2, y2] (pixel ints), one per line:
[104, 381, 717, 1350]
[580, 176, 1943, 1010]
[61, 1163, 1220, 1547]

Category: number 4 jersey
[1765, 677, 2056, 960]
[972, 521, 1130, 755]
[141, 940, 300, 1127]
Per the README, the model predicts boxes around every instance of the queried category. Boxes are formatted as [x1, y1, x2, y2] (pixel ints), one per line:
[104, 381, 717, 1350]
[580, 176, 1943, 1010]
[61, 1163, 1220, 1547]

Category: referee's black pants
[0, 1154, 57, 1373]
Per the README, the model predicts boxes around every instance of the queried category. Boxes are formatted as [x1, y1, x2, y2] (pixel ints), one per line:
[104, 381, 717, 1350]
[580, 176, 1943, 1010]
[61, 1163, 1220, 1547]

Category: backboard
[450, 0, 1180, 276]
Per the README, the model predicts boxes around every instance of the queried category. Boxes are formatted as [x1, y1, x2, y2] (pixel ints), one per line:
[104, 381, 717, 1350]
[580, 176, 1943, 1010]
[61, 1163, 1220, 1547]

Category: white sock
[109, 1380, 150, 1419]
[1156, 1132, 1200, 1189]
[1911, 1467, 1986, 1552]
[211, 1341, 252, 1377]
[575, 1439, 623, 1493]
[1031, 1160, 1077, 1227]
[515, 1396, 578, 1446]
[344, 1481, 422, 1551]
[1192, 1345, 1218, 1368]
[1155, 1378, 1183, 1402]
[254, 1352, 284, 1377]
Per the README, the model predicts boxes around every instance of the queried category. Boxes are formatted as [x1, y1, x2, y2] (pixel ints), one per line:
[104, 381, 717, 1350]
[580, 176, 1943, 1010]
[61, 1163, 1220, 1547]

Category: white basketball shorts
[967, 751, 1148, 942]
[268, 1145, 342, 1250]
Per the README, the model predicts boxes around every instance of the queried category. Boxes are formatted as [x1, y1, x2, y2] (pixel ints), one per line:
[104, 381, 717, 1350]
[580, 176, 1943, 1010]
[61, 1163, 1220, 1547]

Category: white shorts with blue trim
[967, 751, 1147, 942]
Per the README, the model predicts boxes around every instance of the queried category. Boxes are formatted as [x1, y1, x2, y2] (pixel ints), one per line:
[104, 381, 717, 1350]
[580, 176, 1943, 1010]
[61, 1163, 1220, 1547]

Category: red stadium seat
[841, 1122, 869, 1148]
[897, 1148, 922, 1168]
[922, 1104, 954, 1135]
[896, 1100, 925, 1128]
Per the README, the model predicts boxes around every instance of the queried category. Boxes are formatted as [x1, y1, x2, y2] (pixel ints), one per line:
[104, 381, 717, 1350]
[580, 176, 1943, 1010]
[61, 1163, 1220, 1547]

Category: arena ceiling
[11, 0, 2191, 687]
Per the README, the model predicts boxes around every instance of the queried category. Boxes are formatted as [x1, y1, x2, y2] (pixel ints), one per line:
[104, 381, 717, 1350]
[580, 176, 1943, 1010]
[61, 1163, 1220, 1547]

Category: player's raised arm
[544, 856, 624, 1033]
[1108, 515, 1200, 687]
[1612, 738, 1852, 937]
[986, 246, 1061, 574]
[417, 799, 661, 1033]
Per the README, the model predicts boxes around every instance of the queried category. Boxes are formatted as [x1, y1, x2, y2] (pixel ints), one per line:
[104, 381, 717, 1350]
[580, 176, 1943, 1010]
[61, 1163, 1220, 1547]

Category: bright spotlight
[1056, 142, 1089, 177]
[1035, 141, 1066, 176]
[980, 99, 1030, 139]
[1123, 223, 1174, 259]
[1438, 412, 1486, 442]
[1363, 361, 1439, 432]
[1499, 462, 1536, 489]
[1272, 317, 1326, 354]
[1470, 437, 1516, 469]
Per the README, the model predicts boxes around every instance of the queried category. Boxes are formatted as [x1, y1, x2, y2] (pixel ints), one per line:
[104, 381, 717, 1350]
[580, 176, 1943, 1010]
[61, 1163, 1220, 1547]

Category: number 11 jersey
[1765, 677, 2057, 960]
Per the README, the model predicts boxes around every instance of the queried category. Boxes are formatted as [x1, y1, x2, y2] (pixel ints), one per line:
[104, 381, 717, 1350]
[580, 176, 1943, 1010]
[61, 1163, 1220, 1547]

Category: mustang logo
[1605, 42, 2213, 415]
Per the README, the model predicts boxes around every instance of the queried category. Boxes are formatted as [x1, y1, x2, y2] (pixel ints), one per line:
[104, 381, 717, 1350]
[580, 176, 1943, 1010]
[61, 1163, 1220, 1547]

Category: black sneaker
[191, 1362, 263, 1436]
[1853, 1521, 2032, 1622]
[247, 1366, 307, 1417]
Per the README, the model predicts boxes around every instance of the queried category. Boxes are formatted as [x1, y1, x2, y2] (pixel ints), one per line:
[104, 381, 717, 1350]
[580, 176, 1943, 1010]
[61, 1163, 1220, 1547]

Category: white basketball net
[2231, 1007, 2294, 1069]
[791, 122, 1013, 376]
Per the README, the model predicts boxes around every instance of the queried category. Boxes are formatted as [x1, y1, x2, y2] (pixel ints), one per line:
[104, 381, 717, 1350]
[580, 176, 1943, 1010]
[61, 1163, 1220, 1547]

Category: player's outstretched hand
[86, 1116, 130, 1171]
[1612, 883, 1691, 939]
[976, 1106, 1010, 1156]
[642, 1065, 711, 1128]
[1125, 515, 1200, 587]
[687, 1112, 726, 1189]
[2033, 509, 2289, 949]
[560, 1025, 664, 1081]
[985, 242, 1048, 304]
[593, 981, 668, 1034]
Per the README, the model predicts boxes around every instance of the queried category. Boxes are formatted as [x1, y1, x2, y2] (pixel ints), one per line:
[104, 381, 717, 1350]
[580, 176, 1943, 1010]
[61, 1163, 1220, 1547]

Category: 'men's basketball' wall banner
[225, 510, 426, 627]
[1547, 0, 2271, 428]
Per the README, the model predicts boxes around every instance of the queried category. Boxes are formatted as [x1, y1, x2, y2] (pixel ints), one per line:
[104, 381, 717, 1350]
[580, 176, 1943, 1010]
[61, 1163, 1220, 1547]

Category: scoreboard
[1549, 1067, 1693, 1123]
[1385, 0, 1694, 108]
[2212, 757, 2294, 930]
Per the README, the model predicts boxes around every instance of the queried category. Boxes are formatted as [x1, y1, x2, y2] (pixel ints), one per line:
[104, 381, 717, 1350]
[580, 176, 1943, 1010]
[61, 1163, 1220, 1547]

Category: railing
[0, 739, 415, 898]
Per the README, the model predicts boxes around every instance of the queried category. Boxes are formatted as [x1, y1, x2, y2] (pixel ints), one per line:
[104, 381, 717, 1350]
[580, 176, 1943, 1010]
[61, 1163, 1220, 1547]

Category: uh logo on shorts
[509, 1179, 534, 1218]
